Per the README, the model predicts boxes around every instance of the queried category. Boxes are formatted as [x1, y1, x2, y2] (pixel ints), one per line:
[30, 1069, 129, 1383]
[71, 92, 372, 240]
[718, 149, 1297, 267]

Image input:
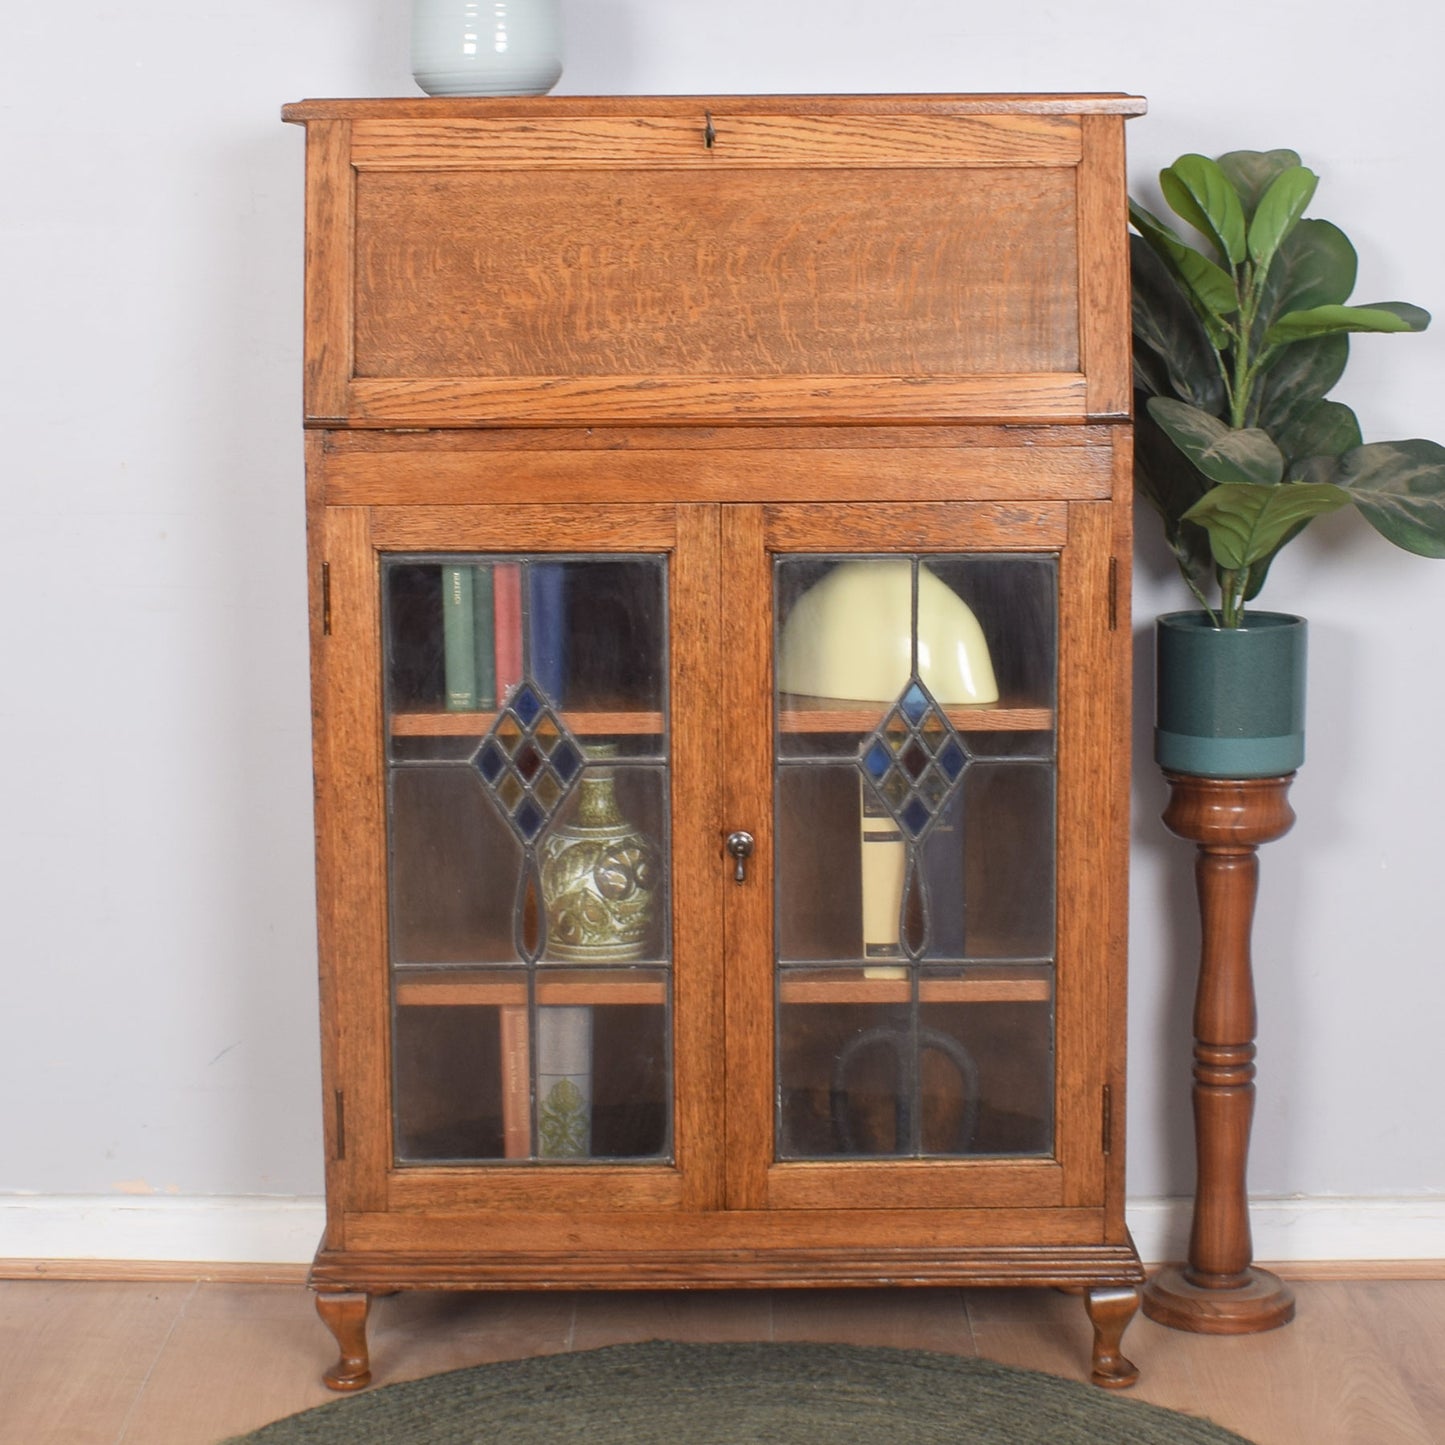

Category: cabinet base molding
[311, 1243, 1144, 1392]
[310, 1240, 1145, 1294]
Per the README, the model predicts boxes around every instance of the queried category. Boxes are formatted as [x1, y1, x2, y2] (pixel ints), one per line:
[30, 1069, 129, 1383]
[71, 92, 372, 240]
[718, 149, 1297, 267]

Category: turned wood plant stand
[1143, 772, 1297, 1334]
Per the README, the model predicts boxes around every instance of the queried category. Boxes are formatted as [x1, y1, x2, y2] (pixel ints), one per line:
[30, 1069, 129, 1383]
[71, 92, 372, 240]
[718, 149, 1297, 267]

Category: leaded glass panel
[383, 555, 671, 1166]
[773, 554, 1058, 1161]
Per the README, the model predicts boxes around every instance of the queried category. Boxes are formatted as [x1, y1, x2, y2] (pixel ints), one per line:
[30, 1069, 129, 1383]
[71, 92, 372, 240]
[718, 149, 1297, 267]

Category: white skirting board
[0, 1193, 1442, 1268]
[1126, 1196, 1445, 1267]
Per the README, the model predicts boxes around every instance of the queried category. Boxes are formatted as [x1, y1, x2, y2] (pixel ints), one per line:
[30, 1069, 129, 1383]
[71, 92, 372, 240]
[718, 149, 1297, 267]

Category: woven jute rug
[226, 1339, 1253, 1444]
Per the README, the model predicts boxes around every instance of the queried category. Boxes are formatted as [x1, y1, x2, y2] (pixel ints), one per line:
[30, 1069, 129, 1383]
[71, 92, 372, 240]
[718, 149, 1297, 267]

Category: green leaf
[1134, 401, 1217, 595]
[1250, 220, 1357, 354]
[1161, 154, 1248, 267]
[1147, 398, 1285, 488]
[1129, 202, 1240, 334]
[1336, 439, 1445, 557]
[1247, 165, 1318, 271]
[1216, 149, 1303, 219]
[1252, 333, 1349, 435]
[1129, 235, 1228, 413]
[1241, 534, 1301, 601]
[1277, 399, 1363, 465]
[1266, 301, 1431, 345]
[1183, 481, 1351, 570]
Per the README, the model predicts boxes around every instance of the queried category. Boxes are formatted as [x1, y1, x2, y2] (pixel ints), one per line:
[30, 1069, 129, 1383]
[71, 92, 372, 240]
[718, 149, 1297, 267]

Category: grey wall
[2, 1, 1441, 1229]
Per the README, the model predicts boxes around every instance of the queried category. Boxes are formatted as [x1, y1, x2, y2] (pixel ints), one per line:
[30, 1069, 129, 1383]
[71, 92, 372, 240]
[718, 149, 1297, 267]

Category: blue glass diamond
[475, 742, 506, 783]
[937, 739, 966, 780]
[901, 683, 929, 724]
[513, 685, 543, 728]
[863, 741, 892, 778]
[901, 798, 931, 838]
[552, 740, 582, 783]
[515, 798, 546, 840]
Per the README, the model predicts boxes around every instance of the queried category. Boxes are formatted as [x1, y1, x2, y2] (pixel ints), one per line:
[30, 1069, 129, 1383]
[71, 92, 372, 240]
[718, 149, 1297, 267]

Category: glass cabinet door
[772, 553, 1060, 1164]
[383, 555, 673, 1165]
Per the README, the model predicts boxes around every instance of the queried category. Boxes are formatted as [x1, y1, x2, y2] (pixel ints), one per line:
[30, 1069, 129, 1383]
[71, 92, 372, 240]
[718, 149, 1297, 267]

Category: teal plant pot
[1155, 611, 1307, 779]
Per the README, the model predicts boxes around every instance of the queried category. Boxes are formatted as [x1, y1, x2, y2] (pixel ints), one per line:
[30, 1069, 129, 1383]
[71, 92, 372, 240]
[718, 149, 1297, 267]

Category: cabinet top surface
[282, 93, 1147, 123]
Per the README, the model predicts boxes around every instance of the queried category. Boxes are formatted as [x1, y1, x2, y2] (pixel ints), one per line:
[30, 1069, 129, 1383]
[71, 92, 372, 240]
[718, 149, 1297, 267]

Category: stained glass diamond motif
[472, 683, 584, 843]
[857, 679, 971, 840]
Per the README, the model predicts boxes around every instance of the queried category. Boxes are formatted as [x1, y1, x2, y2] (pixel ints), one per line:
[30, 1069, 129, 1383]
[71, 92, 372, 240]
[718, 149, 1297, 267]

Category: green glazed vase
[538, 747, 658, 962]
[1155, 611, 1307, 779]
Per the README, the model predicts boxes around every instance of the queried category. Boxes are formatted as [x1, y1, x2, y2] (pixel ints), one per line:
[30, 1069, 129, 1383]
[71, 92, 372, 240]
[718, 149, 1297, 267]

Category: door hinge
[1107, 557, 1119, 632]
[1101, 1084, 1114, 1156]
[322, 562, 332, 637]
[334, 1089, 346, 1161]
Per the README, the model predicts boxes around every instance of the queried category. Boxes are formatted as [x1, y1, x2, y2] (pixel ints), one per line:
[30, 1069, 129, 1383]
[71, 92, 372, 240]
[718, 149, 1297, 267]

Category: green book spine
[442, 565, 478, 711]
[473, 565, 497, 710]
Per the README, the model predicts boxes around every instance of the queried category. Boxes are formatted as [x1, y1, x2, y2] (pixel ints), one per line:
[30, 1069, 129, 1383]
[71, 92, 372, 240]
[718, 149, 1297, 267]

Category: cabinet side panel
[1055, 499, 1122, 1212]
[1077, 115, 1133, 420]
[302, 121, 355, 422]
[1104, 440, 1134, 1237]
[305, 435, 344, 1245]
[314, 506, 389, 1215]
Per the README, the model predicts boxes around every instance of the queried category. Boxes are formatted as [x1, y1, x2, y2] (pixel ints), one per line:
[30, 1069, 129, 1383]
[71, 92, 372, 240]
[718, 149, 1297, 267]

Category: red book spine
[493, 563, 523, 704]
[499, 1004, 531, 1159]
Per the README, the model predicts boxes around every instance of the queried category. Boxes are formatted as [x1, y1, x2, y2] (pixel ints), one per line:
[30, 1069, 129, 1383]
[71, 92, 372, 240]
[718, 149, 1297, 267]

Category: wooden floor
[1, 1276, 1442, 1444]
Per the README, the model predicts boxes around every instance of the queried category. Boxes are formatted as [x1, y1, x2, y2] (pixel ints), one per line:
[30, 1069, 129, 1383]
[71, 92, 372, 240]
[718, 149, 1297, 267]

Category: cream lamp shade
[777, 560, 998, 705]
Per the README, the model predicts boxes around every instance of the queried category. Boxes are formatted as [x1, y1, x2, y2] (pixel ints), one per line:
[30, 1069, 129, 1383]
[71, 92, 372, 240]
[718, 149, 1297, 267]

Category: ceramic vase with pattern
[539, 747, 659, 963]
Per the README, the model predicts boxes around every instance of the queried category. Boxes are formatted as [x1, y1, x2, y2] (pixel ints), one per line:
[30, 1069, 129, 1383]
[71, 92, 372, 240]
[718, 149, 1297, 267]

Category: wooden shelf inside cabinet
[778, 695, 1052, 734]
[392, 709, 665, 738]
[396, 968, 668, 1008]
[779, 967, 1052, 1006]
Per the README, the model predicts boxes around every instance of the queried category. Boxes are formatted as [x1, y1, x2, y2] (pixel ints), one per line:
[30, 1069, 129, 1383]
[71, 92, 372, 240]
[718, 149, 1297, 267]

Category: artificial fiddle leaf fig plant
[1131, 148, 1445, 626]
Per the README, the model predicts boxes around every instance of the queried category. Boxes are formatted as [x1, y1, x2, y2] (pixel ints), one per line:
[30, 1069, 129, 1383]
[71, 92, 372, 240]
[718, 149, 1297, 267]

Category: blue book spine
[528, 563, 569, 706]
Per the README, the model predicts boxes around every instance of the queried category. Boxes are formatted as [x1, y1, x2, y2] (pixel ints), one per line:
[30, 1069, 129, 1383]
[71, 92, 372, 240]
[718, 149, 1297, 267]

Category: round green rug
[226, 1340, 1253, 1444]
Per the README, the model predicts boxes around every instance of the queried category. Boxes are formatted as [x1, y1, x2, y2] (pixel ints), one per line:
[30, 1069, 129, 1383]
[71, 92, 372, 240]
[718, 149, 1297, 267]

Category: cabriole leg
[315, 1290, 372, 1391]
[1084, 1284, 1140, 1388]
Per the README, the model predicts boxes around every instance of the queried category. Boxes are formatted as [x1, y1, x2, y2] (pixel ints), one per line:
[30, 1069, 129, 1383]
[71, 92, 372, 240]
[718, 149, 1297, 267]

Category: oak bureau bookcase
[282, 92, 1147, 1390]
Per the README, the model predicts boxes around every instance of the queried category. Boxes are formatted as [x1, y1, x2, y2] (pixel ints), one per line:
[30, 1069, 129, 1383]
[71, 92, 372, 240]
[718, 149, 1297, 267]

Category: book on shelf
[859, 780, 907, 980]
[536, 1005, 592, 1159]
[441, 565, 477, 711]
[498, 1002, 531, 1159]
[473, 564, 497, 710]
[923, 788, 966, 962]
[859, 779, 965, 976]
[528, 563, 569, 706]
[493, 563, 523, 706]
[441, 563, 499, 712]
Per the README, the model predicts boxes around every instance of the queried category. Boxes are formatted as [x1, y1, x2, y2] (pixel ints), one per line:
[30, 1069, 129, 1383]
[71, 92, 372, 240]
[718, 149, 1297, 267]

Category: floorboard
[1, 1277, 1440, 1444]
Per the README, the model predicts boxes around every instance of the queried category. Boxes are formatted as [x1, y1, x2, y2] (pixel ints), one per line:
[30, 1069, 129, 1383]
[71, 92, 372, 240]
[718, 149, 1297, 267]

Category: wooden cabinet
[283, 93, 1147, 1390]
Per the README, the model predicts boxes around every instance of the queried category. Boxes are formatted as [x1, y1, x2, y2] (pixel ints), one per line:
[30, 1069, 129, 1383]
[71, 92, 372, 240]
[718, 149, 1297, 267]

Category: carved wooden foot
[1084, 1285, 1140, 1389]
[315, 1291, 372, 1391]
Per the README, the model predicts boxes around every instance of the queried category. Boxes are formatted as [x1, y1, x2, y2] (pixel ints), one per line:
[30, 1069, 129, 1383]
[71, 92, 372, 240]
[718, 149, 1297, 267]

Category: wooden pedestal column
[1143, 773, 1297, 1335]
